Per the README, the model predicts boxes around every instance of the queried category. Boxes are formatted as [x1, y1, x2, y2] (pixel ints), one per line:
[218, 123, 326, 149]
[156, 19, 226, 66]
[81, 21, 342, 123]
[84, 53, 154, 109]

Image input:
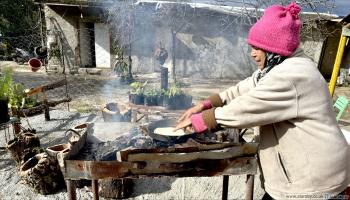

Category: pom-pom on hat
[247, 2, 302, 56]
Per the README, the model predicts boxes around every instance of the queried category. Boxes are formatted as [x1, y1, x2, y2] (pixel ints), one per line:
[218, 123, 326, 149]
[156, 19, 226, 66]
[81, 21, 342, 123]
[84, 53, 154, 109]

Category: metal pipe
[66, 180, 76, 200]
[329, 35, 347, 96]
[92, 179, 99, 200]
[222, 175, 229, 200]
[245, 175, 254, 200]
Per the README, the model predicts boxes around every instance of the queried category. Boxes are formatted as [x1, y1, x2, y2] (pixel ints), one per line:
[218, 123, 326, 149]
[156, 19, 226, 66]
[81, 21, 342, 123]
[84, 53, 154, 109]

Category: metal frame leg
[67, 180, 76, 200]
[222, 175, 229, 200]
[92, 179, 99, 200]
[245, 175, 254, 200]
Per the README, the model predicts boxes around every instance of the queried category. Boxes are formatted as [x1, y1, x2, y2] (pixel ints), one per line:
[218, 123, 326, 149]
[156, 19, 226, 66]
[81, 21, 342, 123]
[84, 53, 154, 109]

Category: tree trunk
[99, 178, 134, 199]
[20, 152, 65, 194]
[128, 44, 133, 81]
[172, 31, 176, 83]
[7, 132, 41, 165]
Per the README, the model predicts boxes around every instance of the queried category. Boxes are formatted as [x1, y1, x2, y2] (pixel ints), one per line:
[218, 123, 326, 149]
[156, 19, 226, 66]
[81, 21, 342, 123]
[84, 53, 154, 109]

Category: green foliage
[22, 96, 38, 108]
[0, 68, 37, 108]
[114, 60, 128, 75]
[0, 68, 13, 100]
[129, 81, 148, 95]
[144, 88, 160, 97]
[0, 0, 41, 50]
[9, 83, 26, 108]
[49, 46, 61, 58]
[166, 84, 185, 97]
[111, 43, 124, 58]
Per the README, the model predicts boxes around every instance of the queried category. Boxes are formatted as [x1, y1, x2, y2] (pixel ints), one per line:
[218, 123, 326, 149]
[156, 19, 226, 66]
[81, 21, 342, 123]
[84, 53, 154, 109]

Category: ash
[74, 127, 173, 161]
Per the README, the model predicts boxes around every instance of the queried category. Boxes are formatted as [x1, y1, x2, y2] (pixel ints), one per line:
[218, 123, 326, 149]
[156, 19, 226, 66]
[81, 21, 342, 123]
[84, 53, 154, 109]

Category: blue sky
[335, 0, 350, 16]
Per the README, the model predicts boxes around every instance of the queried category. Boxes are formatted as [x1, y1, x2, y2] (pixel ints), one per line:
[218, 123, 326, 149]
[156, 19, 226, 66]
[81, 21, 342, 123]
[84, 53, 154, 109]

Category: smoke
[100, 0, 337, 80]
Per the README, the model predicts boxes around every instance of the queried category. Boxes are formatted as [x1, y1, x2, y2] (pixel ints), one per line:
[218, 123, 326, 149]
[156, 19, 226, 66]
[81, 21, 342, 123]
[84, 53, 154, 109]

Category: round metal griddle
[146, 119, 194, 143]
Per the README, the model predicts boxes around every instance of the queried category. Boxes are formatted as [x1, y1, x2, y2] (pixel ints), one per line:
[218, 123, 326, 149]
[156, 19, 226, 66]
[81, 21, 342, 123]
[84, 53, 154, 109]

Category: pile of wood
[6, 131, 64, 194]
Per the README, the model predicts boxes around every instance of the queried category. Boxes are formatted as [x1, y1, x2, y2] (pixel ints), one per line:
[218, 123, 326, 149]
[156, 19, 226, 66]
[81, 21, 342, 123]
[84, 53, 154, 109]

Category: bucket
[28, 58, 42, 72]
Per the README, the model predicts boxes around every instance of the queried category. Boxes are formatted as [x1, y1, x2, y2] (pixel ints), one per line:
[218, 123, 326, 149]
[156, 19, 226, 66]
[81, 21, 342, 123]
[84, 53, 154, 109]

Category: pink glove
[202, 100, 213, 110]
[190, 113, 208, 133]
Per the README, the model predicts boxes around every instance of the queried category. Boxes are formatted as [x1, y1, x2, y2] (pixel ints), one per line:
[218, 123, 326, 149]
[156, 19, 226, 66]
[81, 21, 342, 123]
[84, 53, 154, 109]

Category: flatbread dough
[154, 127, 191, 136]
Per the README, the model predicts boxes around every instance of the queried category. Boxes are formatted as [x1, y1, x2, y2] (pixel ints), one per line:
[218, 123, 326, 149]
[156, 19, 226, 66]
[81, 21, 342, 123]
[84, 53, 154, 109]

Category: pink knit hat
[247, 2, 302, 56]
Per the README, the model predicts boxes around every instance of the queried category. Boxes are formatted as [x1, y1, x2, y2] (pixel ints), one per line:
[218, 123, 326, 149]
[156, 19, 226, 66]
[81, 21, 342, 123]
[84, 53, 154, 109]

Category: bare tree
[153, 1, 196, 82]
[107, 0, 137, 80]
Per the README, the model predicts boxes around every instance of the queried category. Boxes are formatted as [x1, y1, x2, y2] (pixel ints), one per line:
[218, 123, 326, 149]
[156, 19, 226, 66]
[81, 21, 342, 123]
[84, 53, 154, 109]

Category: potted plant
[129, 81, 147, 105]
[144, 88, 158, 106]
[164, 84, 192, 110]
[157, 89, 167, 106]
[0, 68, 12, 123]
[9, 83, 28, 117]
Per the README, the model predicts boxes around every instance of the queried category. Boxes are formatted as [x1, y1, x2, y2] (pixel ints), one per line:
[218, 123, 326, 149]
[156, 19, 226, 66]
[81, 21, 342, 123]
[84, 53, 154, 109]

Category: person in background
[175, 2, 349, 199]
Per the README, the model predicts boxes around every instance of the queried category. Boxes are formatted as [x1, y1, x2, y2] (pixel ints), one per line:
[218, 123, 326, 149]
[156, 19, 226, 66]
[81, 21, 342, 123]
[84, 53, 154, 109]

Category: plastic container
[28, 58, 42, 72]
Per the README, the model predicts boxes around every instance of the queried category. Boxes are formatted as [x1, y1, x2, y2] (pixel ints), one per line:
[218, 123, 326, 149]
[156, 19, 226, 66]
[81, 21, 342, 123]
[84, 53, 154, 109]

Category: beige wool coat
[203, 49, 349, 199]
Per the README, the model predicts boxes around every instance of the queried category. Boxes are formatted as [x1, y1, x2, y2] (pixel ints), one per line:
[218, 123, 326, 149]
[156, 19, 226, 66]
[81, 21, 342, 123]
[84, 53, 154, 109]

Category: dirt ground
[0, 62, 264, 200]
[0, 61, 349, 199]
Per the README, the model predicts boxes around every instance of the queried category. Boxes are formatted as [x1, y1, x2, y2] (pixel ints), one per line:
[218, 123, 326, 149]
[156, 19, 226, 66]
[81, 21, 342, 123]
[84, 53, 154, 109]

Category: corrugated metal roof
[34, 0, 348, 20]
[136, 0, 340, 19]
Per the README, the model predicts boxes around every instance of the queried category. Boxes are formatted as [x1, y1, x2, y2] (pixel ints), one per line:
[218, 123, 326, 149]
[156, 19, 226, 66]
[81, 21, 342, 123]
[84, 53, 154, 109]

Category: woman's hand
[174, 117, 192, 132]
[177, 103, 204, 123]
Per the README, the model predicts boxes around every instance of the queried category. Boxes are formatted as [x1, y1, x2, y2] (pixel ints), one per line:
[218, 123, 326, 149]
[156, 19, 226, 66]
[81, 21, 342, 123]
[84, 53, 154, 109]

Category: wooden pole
[160, 67, 168, 91]
[171, 31, 176, 83]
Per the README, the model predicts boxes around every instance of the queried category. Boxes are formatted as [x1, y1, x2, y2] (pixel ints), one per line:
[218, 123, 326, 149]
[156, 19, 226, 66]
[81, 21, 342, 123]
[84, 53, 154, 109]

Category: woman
[175, 2, 349, 199]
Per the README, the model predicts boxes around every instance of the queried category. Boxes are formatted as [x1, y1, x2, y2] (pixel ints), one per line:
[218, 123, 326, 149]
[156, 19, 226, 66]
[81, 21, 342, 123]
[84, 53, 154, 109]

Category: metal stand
[0, 117, 20, 147]
[245, 174, 254, 200]
[222, 175, 229, 200]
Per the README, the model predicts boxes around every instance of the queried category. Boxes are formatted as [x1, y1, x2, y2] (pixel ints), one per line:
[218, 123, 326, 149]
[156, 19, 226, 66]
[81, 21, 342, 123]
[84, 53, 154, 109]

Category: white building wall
[94, 23, 111, 68]
[79, 23, 93, 68]
[44, 5, 79, 73]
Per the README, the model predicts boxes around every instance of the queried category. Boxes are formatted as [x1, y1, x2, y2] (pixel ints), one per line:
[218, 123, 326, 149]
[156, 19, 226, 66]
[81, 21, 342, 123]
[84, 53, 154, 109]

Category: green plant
[22, 97, 38, 108]
[0, 68, 37, 109]
[114, 60, 128, 75]
[130, 81, 148, 95]
[166, 84, 185, 97]
[144, 88, 159, 97]
[0, 68, 13, 101]
[49, 46, 61, 59]
[9, 83, 26, 108]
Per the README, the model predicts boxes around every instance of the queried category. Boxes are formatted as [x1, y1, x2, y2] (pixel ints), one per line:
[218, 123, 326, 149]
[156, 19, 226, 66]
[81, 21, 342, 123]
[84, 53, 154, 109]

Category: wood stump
[7, 132, 41, 165]
[102, 102, 132, 122]
[19, 152, 65, 194]
[98, 178, 134, 199]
